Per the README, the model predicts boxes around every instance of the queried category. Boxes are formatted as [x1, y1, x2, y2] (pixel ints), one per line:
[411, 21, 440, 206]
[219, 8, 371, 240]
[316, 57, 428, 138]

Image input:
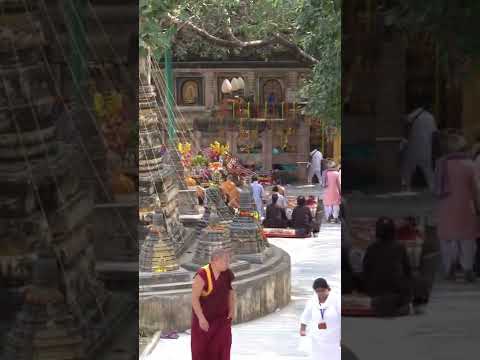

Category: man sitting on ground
[267, 186, 288, 209]
[290, 196, 314, 237]
[362, 217, 413, 316]
[263, 193, 288, 228]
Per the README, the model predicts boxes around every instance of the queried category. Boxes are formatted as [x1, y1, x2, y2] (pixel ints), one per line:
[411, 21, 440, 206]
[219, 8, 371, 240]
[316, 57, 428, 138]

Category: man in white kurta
[308, 149, 323, 185]
[402, 107, 438, 190]
[267, 186, 289, 209]
[250, 176, 265, 218]
[300, 278, 341, 359]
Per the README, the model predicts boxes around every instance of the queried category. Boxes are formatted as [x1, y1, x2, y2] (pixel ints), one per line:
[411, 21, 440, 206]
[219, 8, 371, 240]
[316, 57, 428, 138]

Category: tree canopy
[389, 0, 480, 80]
[140, 0, 341, 127]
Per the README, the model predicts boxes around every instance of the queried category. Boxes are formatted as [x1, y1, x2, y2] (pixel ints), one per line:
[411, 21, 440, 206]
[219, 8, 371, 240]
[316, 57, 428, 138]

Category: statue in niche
[262, 79, 282, 115]
[182, 80, 199, 105]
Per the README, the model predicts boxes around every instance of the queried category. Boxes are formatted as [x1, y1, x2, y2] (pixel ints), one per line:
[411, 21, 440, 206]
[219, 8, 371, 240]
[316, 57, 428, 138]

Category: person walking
[308, 149, 323, 185]
[300, 278, 341, 359]
[435, 134, 478, 282]
[250, 175, 265, 219]
[471, 141, 480, 275]
[401, 101, 439, 190]
[322, 161, 341, 223]
[191, 249, 236, 360]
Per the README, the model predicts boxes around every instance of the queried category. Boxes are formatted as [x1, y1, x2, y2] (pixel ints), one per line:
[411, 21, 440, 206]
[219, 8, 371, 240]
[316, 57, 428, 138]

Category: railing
[217, 101, 306, 121]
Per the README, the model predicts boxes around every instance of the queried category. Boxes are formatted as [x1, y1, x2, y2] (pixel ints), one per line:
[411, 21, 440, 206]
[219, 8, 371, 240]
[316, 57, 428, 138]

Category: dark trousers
[475, 239, 480, 274]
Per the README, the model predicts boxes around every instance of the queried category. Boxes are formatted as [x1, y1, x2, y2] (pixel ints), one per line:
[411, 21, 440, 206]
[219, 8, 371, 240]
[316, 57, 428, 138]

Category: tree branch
[223, 9, 240, 43]
[167, 13, 319, 64]
[273, 33, 320, 65]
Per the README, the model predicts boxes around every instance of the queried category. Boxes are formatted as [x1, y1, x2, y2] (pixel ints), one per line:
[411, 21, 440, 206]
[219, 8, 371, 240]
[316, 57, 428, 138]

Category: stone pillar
[193, 129, 203, 153]
[286, 72, 298, 102]
[244, 71, 256, 100]
[227, 129, 238, 158]
[204, 71, 216, 108]
[262, 128, 273, 171]
[375, 35, 406, 191]
[296, 120, 310, 182]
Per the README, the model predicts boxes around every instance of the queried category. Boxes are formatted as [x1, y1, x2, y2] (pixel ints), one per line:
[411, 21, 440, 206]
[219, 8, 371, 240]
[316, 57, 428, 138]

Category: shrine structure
[156, 60, 341, 183]
[139, 63, 292, 337]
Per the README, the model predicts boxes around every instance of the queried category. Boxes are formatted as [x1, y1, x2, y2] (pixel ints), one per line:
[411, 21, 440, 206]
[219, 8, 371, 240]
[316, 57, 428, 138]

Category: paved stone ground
[143, 185, 341, 360]
[342, 277, 480, 360]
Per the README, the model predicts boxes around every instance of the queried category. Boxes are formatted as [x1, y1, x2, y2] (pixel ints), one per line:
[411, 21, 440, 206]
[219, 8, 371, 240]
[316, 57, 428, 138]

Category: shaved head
[210, 249, 231, 272]
[211, 248, 230, 261]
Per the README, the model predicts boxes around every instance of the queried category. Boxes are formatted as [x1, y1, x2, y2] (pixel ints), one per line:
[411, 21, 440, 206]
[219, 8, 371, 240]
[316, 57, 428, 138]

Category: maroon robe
[191, 265, 235, 360]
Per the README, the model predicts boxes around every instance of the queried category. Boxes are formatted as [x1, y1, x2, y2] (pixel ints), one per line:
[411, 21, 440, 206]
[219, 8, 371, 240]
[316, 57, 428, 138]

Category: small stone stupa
[205, 186, 235, 221]
[138, 82, 196, 255]
[229, 187, 271, 263]
[183, 204, 250, 273]
[2, 243, 84, 360]
[139, 226, 180, 273]
[139, 213, 190, 285]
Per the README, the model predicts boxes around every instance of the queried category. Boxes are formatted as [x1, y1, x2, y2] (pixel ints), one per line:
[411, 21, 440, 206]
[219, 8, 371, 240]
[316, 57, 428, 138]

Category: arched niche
[261, 79, 283, 105]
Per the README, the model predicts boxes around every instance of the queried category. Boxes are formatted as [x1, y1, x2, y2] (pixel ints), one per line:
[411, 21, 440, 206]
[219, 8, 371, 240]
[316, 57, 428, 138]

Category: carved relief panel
[176, 77, 204, 106]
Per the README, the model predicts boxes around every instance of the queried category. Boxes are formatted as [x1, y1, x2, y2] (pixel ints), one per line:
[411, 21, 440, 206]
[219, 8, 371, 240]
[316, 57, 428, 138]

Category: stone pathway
[143, 221, 341, 360]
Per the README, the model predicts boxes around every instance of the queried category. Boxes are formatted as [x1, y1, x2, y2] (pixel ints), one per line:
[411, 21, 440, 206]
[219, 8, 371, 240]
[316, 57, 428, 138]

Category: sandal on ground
[160, 331, 179, 339]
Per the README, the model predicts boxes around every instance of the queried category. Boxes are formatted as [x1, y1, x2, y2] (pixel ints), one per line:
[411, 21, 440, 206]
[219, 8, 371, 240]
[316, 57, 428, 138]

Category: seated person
[290, 196, 314, 237]
[306, 195, 316, 206]
[220, 175, 240, 208]
[342, 246, 360, 294]
[362, 217, 413, 316]
[276, 184, 286, 196]
[263, 194, 288, 228]
[196, 185, 206, 206]
[267, 185, 288, 209]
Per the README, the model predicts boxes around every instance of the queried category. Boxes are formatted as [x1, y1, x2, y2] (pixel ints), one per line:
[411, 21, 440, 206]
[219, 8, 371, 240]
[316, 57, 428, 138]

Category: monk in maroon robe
[191, 249, 236, 360]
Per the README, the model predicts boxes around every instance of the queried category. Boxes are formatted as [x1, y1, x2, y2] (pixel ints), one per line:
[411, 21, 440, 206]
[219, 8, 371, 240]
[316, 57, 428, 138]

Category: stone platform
[139, 245, 291, 334]
[140, 269, 191, 285]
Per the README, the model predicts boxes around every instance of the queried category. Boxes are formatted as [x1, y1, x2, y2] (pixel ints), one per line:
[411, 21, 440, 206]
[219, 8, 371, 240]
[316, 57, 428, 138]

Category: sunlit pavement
[144, 186, 341, 359]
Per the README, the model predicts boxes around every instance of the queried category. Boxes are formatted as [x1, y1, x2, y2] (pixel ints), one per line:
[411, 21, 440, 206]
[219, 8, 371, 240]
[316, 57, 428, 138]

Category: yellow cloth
[186, 177, 197, 186]
[200, 264, 213, 297]
[94, 92, 105, 119]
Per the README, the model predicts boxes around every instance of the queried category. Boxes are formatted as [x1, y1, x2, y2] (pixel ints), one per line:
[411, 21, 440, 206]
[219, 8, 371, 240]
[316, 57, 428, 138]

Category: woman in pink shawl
[435, 134, 478, 282]
[471, 142, 480, 276]
[322, 161, 341, 224]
